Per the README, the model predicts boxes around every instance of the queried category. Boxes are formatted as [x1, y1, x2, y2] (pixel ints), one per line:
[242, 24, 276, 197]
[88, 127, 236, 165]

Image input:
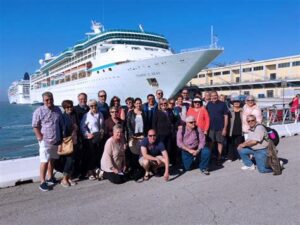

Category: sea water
[0, 102, 39, 160]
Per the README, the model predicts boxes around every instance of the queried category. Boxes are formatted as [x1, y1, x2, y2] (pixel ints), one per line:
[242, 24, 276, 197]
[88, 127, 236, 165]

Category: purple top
[176, 126, 205, 150]
[32, 105, 63, 145]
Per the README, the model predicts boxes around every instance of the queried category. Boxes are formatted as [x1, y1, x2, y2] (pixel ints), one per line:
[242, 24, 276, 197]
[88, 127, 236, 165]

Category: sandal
[88, 175, 96, 180]
[68, 179, 77, 186]
[61, 181, 70, 188]
[143, 173, 150, 181]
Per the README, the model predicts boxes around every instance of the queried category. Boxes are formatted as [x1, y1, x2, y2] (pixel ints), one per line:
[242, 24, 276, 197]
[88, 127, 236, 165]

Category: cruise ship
[30, 21, 223, 104]
[8, 73, 31, 104]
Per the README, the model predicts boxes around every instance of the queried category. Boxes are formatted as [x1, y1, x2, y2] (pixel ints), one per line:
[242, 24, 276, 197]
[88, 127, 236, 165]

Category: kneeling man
[139, 129, 169, 181]
[237, 115, 272, 173]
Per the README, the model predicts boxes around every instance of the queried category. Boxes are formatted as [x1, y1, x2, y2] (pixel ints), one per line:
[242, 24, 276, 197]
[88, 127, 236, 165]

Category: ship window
[108, 68, 112, 71]
[292, 61, 300, 66]
[132, 47, 141, 50]
[214, 72, 221, 76]
[147, 78, 159, 87]
[97, 71, 99, 74]
[222, 71, 230, 75]
[242, 67, 252, 72]
[267, 90, 274, 98]
[253, 66, 264, 71]
[270, 73, 276, 80]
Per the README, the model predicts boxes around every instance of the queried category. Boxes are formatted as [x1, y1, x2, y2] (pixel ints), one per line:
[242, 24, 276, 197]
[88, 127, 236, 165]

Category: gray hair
[42, 91, 53, 99]
[246, 95, 256, 101]
[88, 99, 97, 106]
[113, 124, 123, 133]
[246, 114, 256, 121]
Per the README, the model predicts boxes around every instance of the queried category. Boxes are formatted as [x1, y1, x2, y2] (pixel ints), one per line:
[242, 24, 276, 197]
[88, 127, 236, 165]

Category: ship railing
[180, 45, 224, 53]
[262, 104, 300, 126]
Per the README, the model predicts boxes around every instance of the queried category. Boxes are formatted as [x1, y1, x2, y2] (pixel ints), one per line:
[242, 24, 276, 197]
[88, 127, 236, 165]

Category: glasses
[148, 134, 156, 137]
[157, 92, 163, 95]
[194, 101, 201, 104]
[44, 98, 53, 102]
[90, 105, 97, 108]
[247, 120, 255, 123]
[160, 103, 167, 106]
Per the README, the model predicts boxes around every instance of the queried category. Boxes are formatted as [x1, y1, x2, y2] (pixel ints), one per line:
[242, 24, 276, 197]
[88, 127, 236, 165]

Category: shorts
[208, 130, 225, 143]
[39, 140, 59, 163]
[139, 155, 165, 167]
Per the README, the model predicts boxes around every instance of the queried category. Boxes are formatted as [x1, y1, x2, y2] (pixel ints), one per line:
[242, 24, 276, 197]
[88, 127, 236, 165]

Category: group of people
[32, 88, 276, 191]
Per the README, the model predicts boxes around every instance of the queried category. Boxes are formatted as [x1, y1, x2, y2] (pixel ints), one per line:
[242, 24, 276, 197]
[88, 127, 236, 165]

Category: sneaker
[279, 160, 284, 169]
[201, 169, 210, 175]
[46, 177, 58, 186]
[39, 182, 50, 192]
[241, 164, 256, 171]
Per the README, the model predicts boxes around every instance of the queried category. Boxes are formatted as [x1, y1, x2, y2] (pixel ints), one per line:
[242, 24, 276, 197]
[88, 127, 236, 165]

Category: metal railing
[262, 104, 300, 126]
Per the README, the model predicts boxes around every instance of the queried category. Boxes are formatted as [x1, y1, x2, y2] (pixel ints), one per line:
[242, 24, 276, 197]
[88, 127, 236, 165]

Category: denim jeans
[239, 147, 272, 173]
[181, 146, 211, 171]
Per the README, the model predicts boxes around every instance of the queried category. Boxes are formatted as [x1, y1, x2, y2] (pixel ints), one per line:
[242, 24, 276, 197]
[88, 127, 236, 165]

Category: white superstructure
[7, 80, 31, 104]
[30, 21, 223, 104]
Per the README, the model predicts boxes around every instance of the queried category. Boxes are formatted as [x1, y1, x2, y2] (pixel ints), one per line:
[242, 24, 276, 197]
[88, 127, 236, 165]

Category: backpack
[261, 124, 280, 146]
[266, 141, 282, 175]
[181, 124, 199, 143]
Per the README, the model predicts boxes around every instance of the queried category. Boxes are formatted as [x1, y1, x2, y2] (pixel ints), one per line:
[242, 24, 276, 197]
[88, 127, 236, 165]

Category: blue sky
[0, 0, 299, 101]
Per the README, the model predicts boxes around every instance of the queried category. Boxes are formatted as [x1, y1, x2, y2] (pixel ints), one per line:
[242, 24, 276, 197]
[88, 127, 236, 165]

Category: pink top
[242, 104, 262, 133]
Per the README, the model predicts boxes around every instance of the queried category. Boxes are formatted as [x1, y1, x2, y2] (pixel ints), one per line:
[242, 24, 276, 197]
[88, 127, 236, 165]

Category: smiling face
[78, 94, 87, 106]
[247, 115, 257, 128]
[43, 94, 54, 108]
[211, 92, 218, 103]
[147, 129, 157, 144]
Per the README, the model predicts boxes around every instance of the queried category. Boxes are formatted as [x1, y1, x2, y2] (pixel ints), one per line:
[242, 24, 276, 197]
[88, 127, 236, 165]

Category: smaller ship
[7, 73, 31, 104]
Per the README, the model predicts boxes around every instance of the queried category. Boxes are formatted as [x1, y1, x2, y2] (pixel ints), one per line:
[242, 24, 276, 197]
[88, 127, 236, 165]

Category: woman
[104, 106, 124, 139]
[124, 97, 134, 116]
[80, 99, 104, 180]
[242, 95, 262, 138]
[186, 98, 210, 135]
[290, 94, 300, 119]
[101, 124, 126, 184]
[227, 98, 244, 161]
[126, 98, 147, 175]
[59, 100, 79, 187]
[174, 95, 187, 124]
[110, 96, 125, 121]
[152, 98, 176, 165]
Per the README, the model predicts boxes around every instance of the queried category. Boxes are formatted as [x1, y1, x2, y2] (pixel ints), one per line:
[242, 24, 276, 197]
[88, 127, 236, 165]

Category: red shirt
[186, 107, 210, 132]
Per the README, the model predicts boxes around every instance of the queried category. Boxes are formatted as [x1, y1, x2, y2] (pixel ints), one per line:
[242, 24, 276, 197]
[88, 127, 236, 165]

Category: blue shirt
[140, 137, 165, 157]
[206, 100, 229, 131]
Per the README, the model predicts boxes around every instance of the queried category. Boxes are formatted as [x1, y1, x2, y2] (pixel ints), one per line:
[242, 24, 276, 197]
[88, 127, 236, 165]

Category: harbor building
[189, 55, 300, 99]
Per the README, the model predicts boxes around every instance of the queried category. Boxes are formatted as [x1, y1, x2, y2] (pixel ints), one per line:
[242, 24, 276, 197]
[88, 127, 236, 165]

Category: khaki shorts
[39, 140, 59, 163]
[139, 155, 165, 167]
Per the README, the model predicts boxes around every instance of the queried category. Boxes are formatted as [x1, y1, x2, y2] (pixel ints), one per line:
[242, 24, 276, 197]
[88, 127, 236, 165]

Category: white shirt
[80, 111, 104, 136]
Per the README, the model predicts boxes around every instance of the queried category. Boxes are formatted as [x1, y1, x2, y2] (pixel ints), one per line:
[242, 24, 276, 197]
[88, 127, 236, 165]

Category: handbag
[91, 129, 104, 144]
[58, 136, 74, 155]
[129, 135, 143, 155]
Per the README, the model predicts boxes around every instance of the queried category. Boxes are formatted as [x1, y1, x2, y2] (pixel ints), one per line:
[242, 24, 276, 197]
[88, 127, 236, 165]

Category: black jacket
[126, 110, 147, 139]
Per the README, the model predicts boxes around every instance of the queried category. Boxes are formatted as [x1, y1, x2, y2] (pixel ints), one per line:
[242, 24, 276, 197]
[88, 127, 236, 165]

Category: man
[32, 92, 63, 191]
[74, 93, 90, 122]
[181, 88, 191, 109]
[155, 89, 164, 103]
[237, 115, 272, 173]
[139, 129, 170, 181]
[177, 116, 210, 175]
[206, 91, 229, 166]
[73, 92, 90, 178]
[203, 91, 211, 107]
[124, 97, 134, 116]
[142, 94, 158, 132]
[97, 90, 110, 120]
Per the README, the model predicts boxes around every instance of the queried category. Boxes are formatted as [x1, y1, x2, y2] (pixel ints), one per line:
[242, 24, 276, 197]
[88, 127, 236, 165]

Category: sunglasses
[148, 134, 156, 137]
[193, 101, 201, 104]
[247, 120, 255, 123]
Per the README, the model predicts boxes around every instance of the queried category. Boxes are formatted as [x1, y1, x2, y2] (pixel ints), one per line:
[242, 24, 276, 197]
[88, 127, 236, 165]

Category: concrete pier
[0, 136, 299, 225]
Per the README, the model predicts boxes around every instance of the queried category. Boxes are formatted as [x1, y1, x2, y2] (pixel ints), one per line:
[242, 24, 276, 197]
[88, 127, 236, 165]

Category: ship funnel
[39, 59, 44, 65]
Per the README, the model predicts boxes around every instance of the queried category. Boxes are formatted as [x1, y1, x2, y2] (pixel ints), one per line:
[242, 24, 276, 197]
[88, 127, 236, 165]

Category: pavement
[0, 136, 299, 225]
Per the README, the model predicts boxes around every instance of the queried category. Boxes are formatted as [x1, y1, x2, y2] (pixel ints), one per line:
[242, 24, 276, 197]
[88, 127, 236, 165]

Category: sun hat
[192, 98, 201, 102]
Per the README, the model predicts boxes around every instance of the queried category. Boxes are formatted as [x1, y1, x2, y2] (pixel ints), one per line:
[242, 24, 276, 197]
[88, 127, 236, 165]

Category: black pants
[103, 171, 125, 184]
[227, 135, 244, 160]
[63, 153, 75, 176]
[86, 139, 102, 171]
[158, 134, 174, 164]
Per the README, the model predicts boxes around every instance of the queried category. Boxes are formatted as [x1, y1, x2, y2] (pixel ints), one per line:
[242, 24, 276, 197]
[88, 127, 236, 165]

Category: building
[189, 55, 300, 99]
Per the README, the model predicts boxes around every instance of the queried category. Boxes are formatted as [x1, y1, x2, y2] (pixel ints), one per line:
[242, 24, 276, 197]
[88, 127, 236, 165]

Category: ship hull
[30, 49, 222, 104]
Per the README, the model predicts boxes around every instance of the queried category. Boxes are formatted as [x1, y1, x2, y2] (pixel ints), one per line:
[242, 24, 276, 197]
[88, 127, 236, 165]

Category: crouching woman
[101, 124, 126, 184]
